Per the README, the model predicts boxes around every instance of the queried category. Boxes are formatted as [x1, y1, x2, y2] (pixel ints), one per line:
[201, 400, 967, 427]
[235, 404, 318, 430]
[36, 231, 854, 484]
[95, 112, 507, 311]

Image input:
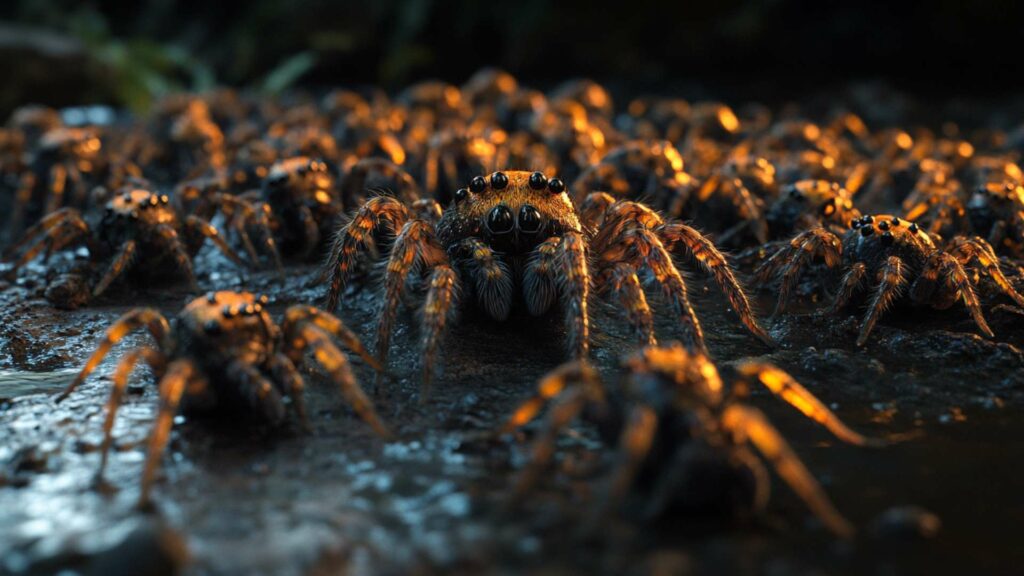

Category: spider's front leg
[140, 359, 202, 507]
[154, 224, 198, 291]
[92, 240, 137, 297]
[857, 255, 907, 346]
[184, 215, 247, 269]
[325, 196, 410, 312]
[58, 307, 172, 400]
[97, 347, 167, 478]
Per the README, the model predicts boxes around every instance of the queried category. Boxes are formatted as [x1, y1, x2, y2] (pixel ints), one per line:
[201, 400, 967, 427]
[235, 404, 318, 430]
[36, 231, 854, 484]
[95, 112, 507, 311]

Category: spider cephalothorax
[56, 290, 390, 505]
[4, 187, 244, 307]
[756, 214, 1024, 345]
[765, 179, 861, 240]
[324, 170, 770, 397]
[502, 342, 873, 537]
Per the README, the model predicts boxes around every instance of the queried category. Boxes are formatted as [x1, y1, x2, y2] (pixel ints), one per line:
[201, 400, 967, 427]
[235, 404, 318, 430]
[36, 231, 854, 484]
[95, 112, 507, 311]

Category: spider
[7, 127, 105, 238]
[764, 180, 862, 240]
[324, 170, 771, 397]
[3, 186, 244, 307]
[500, 342, 873, 537]
[55, 290, 391, 505]
[231, 156, 341, 263]
[966, 181, 1024, 257]
[755, 214, 1024, 345]
[571, 140, 697, 221]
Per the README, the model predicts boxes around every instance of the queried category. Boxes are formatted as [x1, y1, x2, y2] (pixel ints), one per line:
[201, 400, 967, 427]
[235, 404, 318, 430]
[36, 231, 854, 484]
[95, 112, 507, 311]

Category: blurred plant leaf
[258, 51, 317, 95]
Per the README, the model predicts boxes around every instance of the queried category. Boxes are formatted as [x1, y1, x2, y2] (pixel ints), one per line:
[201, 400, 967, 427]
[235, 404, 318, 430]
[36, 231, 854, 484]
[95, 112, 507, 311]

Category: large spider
[56, 290, 391, 505]
[3, 187, 244, 307]
[501, 342, 873, 537]
[764, 179, 862, 240]
[324, 170, 771, 397]
[756, 214, 1024, 345]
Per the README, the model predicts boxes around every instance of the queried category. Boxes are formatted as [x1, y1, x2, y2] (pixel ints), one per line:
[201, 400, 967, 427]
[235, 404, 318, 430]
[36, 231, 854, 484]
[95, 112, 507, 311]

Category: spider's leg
[735, 363, 879, 446]
[93, 239, 138, 297]
[7, 172, 36, 241]
[4, 207, 84, 263]
[659, 222, 771, 344]
[721, 404, 854, 539]
[155, 225, 198, 290]
[754, 227, 842, 285]
[250, 202, 285, 274]
[600, 227, 706, 352]
[931, 252, 993, 338]
[58, 307, 171, 400]
[523, 238, 560, 316]
[460, 237, 514, 321]
[511, 385, 592, 497]
[270, 353, 309, 431]
[375, 220, 447, 382]
[282, 306, 381, 370]
[420, 264, 459, 401]
[830, 262, 867, 313]
[325, 196, 409, 311]
[556, 231, 591, 358]
[601, 263, 656, 346]
[948, 236, 1024, 307]
[293, 323, 393, 439]
[857, 255, 907, 346]
[66, 163, 86, 208]
[296, 204, 321, 260]
[500, 359, 602, 434]
[43, 218, 90, 259]
[579, 192, 616, 231]
[98, 348, 166, 478]
[45, 163, 68, 214]
[185, 215, 246, 268]
[605, 405, 658, 507]
[226, 359, 286, 424]
[139, 359, 198, 507]
[985, 220, 1006, 249]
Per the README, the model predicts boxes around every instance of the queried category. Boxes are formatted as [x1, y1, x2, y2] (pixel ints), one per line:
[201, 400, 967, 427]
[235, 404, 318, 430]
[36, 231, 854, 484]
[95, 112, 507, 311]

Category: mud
[1, 247, 1023, 575]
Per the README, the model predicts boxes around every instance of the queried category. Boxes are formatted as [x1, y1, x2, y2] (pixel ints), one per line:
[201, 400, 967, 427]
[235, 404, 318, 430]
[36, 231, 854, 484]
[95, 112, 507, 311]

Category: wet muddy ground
[1, 248, 1023, 575]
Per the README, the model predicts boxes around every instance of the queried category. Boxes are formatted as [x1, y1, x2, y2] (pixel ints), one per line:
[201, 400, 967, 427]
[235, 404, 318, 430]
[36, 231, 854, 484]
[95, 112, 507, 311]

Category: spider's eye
[486, 205, 514, 234]
[454, 188, 469, 204]
[518, 205, 542, 233]
[469, 176, 487, 193]
[547, 178, 565, 194]
[881, 231, 894, 246]
[908, 223, 920, 233]
[204, 320, 223, 335]
[490, 171, 509, 190]
[878, 220, 890, 231]
[860, 225, 874, 237]
[529, 171, 548, 190]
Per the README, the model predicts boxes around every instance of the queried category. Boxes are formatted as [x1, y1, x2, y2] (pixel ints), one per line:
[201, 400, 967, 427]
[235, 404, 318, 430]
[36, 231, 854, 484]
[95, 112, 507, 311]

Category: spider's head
[623, 342, 725, 413]
[179, 291, 275, 360]
[262, 156, 334, 206]
[438, 170, 582, 254]
[103, 187, 177, 229]
[767, 180, 859, 238]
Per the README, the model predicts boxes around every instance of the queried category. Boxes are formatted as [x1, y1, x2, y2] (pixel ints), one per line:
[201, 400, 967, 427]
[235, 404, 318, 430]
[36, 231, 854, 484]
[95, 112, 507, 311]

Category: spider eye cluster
[455, 171, 567, 205]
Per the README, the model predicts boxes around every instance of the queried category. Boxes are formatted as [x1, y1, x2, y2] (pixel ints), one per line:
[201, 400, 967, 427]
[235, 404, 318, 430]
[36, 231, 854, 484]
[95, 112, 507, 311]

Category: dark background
[1, 0, 1022, 116]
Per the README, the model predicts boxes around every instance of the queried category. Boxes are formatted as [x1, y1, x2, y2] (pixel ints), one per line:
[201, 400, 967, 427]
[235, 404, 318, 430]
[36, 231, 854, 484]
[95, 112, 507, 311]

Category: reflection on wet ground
[1, 257, 1023, 575]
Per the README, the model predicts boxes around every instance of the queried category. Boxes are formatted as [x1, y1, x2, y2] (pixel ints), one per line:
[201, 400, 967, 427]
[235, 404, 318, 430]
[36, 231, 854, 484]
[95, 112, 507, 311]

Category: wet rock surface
[1, 252, 1023, 575]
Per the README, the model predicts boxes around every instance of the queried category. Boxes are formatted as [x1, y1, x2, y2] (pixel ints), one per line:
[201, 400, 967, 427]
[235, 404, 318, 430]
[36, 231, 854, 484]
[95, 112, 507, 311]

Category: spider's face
[767, 180, 857, 237]
[263, 157, 334, 206]
[968, 182, 1024, 234]
[845, 214, 935, 267]
[37, 127, 101, 162]
[438, 170, 581, 254]
[179, 291, 274, 363]
[103, 188, 178, 230]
